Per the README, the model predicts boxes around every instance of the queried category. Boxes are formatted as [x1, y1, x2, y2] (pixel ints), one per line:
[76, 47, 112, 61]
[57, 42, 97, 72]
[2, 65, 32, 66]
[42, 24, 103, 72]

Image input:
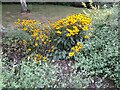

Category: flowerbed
[5, 13, 93, 63]
[1, 2, 120, 89]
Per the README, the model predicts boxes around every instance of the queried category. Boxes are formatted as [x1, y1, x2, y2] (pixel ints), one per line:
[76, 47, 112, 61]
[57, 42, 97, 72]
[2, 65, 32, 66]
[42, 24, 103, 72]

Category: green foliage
[2, 58, 92, 88]
[2, 58, 58, 88]
[94, 2, 114, 8]
[0, 59, 87, 88]
[74, 4, 120, 88]
[2, 29, 32, 43]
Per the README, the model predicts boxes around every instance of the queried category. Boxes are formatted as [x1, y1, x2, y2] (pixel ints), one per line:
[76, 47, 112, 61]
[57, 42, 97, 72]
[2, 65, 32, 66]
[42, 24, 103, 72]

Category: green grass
[2, 4, 85, 27]
[2, 4, 113, 27]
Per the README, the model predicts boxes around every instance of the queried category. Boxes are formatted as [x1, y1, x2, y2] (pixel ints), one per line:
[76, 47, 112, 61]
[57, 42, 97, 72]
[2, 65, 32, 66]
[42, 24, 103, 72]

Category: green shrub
[74, 4, 119, 88]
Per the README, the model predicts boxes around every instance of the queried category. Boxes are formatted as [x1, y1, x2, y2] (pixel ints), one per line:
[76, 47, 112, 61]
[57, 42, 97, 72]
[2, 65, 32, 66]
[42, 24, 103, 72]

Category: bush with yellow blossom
[12, 13, 93, 62]
[50, 13, 93, 60]
[14, 19, 54, 63]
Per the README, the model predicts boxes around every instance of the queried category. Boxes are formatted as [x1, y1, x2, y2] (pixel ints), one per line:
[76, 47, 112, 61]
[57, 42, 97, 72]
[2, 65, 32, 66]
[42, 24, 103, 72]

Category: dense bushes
[75, 23, 119, 88]
[74, 4, 120, 88]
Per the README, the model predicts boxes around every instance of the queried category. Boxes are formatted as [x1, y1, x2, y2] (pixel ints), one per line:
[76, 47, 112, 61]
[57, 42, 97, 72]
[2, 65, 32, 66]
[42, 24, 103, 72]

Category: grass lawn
[2, 4, 87, 27]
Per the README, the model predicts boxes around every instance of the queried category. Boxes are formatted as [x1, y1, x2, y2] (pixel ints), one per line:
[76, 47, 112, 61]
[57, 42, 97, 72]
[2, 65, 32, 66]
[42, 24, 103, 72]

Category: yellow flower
[36, 37, 39, 40]
[43, 42, 47, 44]
[43, 56, 47, 62]
[17, 18, 20, 22]
[68, 52, 75, 57]
[66, 33, 71, 37]
[75, 48, 80, 52]
[72, 26, 78, 30]
[90, 28, 94, 30]
[74, 46, 79, 52]
[34, 56, 38, 63]
[71, 42, 82, 52]
[39, 35, 43, 39]
[38, 55, 42, 60]
[66, 27, 79, 36]
[56, 26, 61, 29]
[83, 35, 89, 39]
[51, 46, 54, 48]
[28, 48, 31, 51]
[82, 26, 88, 31]
[43, 59, 47, 62]
[78, 44, 82, 49]
[47, 49, 51, 52]
[36, 54, 39, 57]
[66, 28, 72, 32]
[56, 31, 62, 34]
[51, 46, 54, 52]
[22, 28, 28, 31]
[35, 43, 38, 46]
[77, 42, 81, 45]
[77, 42, 82, 48]
[71, 47, 75, 50]
[22, 39, 27, 44]
[32, 32, 38, 37]
[49, 40, 52, 42]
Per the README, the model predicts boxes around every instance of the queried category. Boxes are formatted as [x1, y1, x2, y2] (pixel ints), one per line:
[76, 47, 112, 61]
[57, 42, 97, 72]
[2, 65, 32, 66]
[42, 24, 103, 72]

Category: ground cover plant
[1, 1, 120, 89]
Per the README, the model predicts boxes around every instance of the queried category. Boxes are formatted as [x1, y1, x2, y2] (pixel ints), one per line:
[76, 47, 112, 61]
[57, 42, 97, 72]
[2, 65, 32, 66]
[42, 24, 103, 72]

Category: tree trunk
[20, 0, 30, 13]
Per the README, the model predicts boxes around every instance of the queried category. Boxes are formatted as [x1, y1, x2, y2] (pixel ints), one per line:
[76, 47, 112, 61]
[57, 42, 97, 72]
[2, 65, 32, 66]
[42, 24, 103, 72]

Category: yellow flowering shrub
[50, 13, 93, 60]
[14, 19, 54, 63]
[14, 13, 93, 62]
